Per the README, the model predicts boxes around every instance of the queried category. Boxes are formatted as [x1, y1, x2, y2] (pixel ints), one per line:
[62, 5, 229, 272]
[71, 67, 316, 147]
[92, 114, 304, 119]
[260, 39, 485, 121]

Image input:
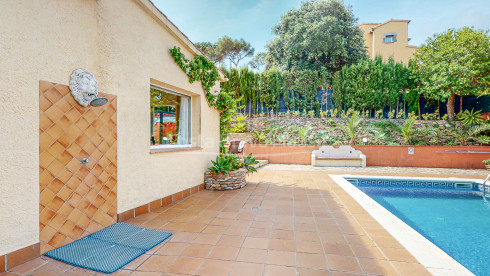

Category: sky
[155, 0, 490, 63]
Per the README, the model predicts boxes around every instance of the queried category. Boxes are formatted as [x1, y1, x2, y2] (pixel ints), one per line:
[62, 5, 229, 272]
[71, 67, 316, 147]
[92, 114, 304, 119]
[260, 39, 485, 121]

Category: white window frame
[150, 85, 192, 149]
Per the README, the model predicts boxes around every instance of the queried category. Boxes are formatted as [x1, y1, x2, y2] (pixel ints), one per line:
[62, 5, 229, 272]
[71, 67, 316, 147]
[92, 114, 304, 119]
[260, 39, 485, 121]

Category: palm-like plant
[460, 109, 483, 126]
[241, 152, 259, 173]
[447, 121, 475, 146]
[208, 155, 233, 174]
[252, 131, 266, 144]
[293, 125, 310, 144]
[337, 112, 363, 145]
[315, 132, 329, 144]
[400, 117, 417, 145]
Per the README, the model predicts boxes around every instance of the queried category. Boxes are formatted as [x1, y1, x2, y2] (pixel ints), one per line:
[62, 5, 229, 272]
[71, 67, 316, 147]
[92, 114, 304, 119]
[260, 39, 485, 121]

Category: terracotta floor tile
[252, 221, 274, 229]
[224, 226, 250, 236]
[160, 222, 186, 232]
[155, 242, 188, 256]
[345, 234, 374, 246]
[323, 243, 354, 256]
[296, 240, 324, 254]
[330, 272, 362, 276]
[136, 255, 176, 272]
[182, 223, 206, 233]
[142, 220, 167, 230]
[171, 215, 196, 223]
[358, 258, 397, 276]
[217, 235, 245, 247]
[319, 233, 348, 244]
[297, 267, 329, 276]
[373, 237, 405, 249]
[271, 230, 294, 240]
[168, 231, 198, 243]
[273, 223, 294, 230]
[210, 218, 232, 227]
[196, 259, 233, 276]
[264, 264, 297, 276]
[230, 262, 264, 276]
[297, 253, 328, 270]
[9, 257, 49, 274]
[202, 225, 227, 234]
[296, 231, 320, 242]
[59, 267, 97, 275]
[107, 269, 132, 275]
[181, 244, 213, 258]
[243, 237, 269, 249]
[381, 248, 418, 263]
[269, 239, 295, 252]
[295, 223, 317, 232]
[326, 254, 362, 273]
[229, 219, 252, 228]
[166, 257, 204, 275]
[247, 227, 271, 238]
[192, 233, 221, 245]
[29, 259, 73, 276]
[24, 168, 448, 276]
[391, 261, 432, 276]
[236, 248, 267, 263]
[122, 254, 150, 270]
[350, 244, 385, 259]
[266, 250, 296, 266]
[317, 224, 342, 233]
[208, 246, 240, 261]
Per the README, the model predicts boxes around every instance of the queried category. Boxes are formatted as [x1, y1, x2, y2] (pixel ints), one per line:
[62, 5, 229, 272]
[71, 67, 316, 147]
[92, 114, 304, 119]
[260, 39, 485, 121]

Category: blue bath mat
[44, 222, 172, 274]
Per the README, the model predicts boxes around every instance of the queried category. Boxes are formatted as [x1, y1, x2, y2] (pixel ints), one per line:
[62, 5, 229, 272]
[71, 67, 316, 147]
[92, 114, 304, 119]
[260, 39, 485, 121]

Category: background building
[359, 19, 418, 65]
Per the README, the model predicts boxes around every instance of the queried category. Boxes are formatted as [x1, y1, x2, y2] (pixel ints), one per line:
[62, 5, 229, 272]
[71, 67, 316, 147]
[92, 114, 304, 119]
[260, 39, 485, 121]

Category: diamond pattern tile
[39, 81, 117, 254]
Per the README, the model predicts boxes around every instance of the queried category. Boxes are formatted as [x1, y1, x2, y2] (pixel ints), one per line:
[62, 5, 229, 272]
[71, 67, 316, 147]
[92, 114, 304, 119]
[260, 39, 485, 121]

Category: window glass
[150, 87, 191, 146]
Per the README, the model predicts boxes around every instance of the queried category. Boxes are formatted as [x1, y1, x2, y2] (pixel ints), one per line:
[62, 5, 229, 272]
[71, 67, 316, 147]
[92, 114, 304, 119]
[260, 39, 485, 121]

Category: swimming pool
[331, 175, 485, 276]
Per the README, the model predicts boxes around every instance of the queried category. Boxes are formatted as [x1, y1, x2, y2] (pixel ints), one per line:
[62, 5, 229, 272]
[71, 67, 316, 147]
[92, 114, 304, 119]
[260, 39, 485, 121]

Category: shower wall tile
[39, 81, 117, 254]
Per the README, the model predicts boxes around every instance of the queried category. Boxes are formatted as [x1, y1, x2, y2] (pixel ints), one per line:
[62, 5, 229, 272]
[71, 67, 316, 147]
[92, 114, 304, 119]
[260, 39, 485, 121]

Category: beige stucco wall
[0, 0, 219, 256]
[358, 24, 377, 58]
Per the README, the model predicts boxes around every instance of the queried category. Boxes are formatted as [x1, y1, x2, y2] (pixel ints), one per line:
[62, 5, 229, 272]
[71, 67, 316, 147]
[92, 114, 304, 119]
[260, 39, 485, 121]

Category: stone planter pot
[485, 164, 490, 171]
[204, 168, 247, 191]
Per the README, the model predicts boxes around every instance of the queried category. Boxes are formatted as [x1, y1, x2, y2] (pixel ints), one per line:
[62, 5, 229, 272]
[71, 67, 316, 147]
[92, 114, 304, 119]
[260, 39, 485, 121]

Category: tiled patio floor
[3, 167, 487, 276]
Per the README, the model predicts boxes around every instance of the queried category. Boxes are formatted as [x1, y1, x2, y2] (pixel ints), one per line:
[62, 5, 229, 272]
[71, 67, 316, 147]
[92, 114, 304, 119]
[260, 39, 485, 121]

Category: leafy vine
[170, 46, 239, 139]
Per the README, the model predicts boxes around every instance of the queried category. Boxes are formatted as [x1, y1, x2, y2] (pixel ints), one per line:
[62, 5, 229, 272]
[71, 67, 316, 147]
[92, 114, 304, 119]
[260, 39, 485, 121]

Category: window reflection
[150, 88, 191, 146]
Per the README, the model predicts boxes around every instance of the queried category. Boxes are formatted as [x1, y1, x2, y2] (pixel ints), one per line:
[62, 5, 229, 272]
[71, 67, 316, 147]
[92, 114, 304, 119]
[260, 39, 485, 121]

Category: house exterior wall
[359, 21, 417, 65]
[358, 24, 377, 58]
[0, 0, 220, 257]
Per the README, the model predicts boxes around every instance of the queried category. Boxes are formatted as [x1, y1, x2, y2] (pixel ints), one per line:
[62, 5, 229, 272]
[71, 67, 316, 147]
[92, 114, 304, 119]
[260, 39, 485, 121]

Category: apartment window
[150, 86, 191, 147]
[383, 32, 397, 43]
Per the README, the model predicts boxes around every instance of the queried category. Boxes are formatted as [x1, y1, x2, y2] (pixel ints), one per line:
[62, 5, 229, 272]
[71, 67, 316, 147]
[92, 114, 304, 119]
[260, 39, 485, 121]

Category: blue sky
[155, 0, 489, 59]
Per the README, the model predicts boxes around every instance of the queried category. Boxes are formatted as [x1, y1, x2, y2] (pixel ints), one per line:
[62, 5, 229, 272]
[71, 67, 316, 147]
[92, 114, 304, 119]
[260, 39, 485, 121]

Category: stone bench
[311, 145, 366, 167]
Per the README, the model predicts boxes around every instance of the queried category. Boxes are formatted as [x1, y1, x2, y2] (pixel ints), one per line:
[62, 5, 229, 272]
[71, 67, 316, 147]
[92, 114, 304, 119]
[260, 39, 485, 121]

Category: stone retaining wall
[204, 169, 247, 190]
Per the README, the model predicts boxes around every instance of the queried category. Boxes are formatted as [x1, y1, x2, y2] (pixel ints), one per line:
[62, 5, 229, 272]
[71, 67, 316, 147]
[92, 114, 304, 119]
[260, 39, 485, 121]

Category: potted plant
[483, 159, 490, 170]
[205, 152, 259, 190]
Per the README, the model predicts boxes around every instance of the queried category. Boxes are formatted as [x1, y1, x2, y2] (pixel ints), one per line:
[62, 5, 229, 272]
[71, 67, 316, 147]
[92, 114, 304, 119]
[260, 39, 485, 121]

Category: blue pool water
[349, 178, 489, 276]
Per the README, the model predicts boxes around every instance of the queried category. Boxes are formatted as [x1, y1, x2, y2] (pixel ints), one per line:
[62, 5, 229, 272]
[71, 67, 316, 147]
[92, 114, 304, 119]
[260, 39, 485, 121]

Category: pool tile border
[330, 174, 476, 276]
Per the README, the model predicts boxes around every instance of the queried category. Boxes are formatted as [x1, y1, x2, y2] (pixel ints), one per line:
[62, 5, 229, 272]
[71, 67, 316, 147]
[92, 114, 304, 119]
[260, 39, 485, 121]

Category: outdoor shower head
[90, 97, 108, 107]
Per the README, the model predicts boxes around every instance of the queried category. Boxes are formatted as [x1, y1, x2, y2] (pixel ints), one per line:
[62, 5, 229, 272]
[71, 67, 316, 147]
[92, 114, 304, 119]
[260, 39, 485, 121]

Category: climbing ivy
[169, 46, 220, 94]
[170, 46, 239, 138]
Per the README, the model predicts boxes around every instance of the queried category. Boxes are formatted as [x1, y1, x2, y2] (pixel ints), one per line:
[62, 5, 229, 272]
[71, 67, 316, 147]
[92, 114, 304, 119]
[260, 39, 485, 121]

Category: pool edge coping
[330, 174, 476, 276]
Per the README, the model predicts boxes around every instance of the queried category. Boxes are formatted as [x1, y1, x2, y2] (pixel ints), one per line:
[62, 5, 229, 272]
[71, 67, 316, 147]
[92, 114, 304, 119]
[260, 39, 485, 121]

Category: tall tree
[266, 0, 367, 83]
[195, 41, 226, 66]
[332, 56, 414, 112]
[217, 36, 255, 69]
[249, 52, 266, 71]
[411, 27, 490, 120]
